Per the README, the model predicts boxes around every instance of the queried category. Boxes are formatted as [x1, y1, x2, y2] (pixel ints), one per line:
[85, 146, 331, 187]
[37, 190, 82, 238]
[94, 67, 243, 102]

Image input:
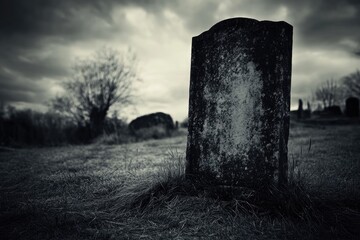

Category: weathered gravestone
[186, 18, 293, 188]
[345, 97, 359, 117]
[297, 99, 303, 119]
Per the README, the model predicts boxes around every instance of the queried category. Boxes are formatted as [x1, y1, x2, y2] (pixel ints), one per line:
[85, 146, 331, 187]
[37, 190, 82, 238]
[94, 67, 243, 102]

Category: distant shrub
[94, 119, 134, 145]
[133, 125, 169, 140]
[0, 105, 132, 147]
[0, 105, 185, 146]
[0, 108, 84, 146]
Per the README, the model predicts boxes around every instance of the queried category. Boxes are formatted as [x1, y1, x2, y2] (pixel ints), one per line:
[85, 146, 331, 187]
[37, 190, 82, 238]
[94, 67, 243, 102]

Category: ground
[0, 123, 359, 239]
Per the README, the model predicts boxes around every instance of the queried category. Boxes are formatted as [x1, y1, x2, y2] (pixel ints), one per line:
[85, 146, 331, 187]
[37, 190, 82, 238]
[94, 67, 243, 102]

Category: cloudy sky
[1, 0, 360, 122]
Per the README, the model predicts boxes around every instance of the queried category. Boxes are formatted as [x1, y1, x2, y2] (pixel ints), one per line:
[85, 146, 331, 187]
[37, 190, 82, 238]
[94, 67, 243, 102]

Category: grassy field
[1, 124, 360, 239]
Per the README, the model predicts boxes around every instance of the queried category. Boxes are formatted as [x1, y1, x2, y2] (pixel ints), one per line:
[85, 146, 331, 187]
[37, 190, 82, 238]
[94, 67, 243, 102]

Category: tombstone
[345, 97, 359, 117]
[297, 99, 303, 119]
[186, 18, 293, 188]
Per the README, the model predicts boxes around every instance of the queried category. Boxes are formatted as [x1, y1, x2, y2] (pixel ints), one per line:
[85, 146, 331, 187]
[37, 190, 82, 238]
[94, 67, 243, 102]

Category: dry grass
[0, 124, 360, 239]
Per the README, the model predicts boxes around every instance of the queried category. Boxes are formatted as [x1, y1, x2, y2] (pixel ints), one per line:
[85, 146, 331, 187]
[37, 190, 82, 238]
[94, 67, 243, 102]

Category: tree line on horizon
[0, 47, 188, 147]
[0, 46, 359, 147]
[311, 70, 360, 111]
[0, 47, 137, 147]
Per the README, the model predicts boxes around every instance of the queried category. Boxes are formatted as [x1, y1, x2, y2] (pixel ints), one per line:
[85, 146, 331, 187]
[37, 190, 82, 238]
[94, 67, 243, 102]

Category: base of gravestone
[178, 177, 302, 217]
[185, 171, 279, 191]
[184, 172, 288, 202]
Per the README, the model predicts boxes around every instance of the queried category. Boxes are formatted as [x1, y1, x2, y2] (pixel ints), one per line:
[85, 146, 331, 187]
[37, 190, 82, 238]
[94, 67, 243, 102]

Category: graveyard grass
[1, 124, 360, 239]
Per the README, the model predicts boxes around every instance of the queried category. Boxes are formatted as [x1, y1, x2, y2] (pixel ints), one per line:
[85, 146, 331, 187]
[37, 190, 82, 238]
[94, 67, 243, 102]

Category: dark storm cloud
[279, 0, 359, 55]
[0, 0, 124, 104]
[0, 0, 173, 39]
[0, 0, 117, 36]
[0, 0, 180, 103]
[131, 0, 360, 56]
[117, 0, 360, 56]
[0, 69, 50, 103]
[0, 45, 69, 79]
[186, 0, 360, 56]
[0, 0, 359, 114]
[285, 0, 360, 54]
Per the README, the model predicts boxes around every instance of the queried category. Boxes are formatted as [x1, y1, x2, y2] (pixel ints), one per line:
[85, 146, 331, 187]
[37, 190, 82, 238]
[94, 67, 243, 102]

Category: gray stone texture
[186, 18, 293, 188]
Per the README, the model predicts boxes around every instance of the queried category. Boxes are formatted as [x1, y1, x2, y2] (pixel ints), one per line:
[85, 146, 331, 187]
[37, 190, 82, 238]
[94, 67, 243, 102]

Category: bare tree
[314, 79, 342, 108]
[342, 69, 360, 98]
[51, 47, 138, 138]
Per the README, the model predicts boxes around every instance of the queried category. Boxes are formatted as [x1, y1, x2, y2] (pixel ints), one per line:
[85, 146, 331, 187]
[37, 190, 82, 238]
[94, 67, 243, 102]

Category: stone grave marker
[186, 18, 293, 188]
[345, 97, 359, 117]
[297, 99, 303, 119]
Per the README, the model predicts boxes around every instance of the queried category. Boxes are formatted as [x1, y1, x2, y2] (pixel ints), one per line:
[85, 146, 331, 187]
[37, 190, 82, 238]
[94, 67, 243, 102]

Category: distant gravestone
[297, 99, 303, 119]
[186, 18, 293, 188]
[345, 97, 359, 117]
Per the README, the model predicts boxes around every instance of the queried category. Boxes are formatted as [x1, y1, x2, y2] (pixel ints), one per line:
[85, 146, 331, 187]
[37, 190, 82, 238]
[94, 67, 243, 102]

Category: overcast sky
[1, 0, 360, 122]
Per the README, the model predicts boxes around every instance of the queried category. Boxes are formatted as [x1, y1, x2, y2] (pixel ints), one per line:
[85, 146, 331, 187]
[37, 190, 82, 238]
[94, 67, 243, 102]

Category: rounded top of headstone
[194, 17, 292, 38]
